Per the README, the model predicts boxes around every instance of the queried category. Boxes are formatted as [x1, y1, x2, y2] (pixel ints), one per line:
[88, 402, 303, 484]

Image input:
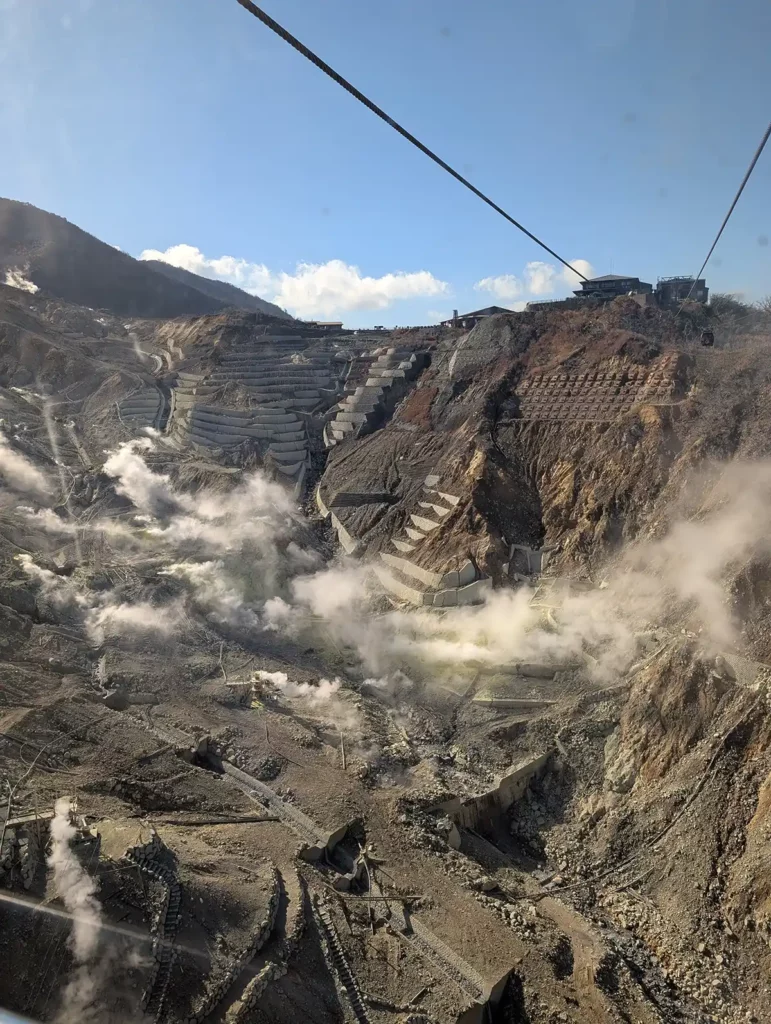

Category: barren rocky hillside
[0, 199, 285, 319]
[0, 280, 770, 1024]
[143, 258, 292, 321]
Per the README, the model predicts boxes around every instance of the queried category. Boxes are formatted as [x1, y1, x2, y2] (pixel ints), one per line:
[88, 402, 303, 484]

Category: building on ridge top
[304, 320, 344, 331]
[439, 306, 513, 328]
[655, 276, 709, 305]
[573, 274, 653, 300]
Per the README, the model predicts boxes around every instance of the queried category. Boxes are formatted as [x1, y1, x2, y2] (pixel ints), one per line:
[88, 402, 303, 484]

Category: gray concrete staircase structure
[316, 475, 492, 608]
[325, 347, 427, 447]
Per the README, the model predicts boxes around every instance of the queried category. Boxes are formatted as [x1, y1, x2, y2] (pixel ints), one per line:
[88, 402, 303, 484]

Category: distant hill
[142, 259, 291, 320]
[0, 199, 290, 320]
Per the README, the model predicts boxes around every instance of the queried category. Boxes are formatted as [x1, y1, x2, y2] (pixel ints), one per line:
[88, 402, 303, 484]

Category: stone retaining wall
[123, 831, 181, 1021]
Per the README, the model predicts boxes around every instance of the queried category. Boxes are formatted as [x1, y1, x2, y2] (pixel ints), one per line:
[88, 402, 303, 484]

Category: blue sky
[1, 0, 769, 326]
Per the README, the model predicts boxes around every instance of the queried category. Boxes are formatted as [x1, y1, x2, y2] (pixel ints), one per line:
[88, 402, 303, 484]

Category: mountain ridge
[142, 257, 291, 320]
[0, 198, 291, 321]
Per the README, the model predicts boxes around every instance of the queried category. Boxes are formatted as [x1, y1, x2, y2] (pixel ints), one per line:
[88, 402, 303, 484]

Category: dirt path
[538, 897, 613, 1022]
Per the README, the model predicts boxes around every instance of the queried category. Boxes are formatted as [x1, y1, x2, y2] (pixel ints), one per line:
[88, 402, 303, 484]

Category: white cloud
[272, 261, 447, 318]
[140, 243, 274, 295]
[562, 258, 594, 288]
[474, 273, 523, 302]
[140, 245, 448, 319]
[475, 258, 595, 305]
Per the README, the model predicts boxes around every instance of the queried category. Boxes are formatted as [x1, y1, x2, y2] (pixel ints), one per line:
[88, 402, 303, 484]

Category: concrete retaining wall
[373, 564, 434, 606]
[330, 512, 359, 554]
[315, 485, 330, 519]
[380, 552, 443, 589]
[434, 752, 552, 832]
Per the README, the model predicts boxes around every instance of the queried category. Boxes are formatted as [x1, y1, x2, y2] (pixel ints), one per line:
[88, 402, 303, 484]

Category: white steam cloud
[0, 432, 51, 497]
[17, 436, 771, 738]
[4, 266, 39, 293]
[17, 439, 321, 650]
[254, 669, 370, 744]
[47, 797, 105, 1022]
[256, 668, 342, 705]
[264, 460, 771, 688]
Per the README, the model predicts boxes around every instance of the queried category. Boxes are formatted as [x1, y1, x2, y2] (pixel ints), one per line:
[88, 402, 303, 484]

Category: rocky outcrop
[316, 304, 748, 592]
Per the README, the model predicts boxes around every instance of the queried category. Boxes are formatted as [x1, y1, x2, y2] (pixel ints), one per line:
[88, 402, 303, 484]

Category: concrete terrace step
[350, 385, 386, 398]
[373, 562, 492, 608]
[335, 411, 375, 426]
[189, 422, 270, 441]
[328, 491, 394, 508]
[366, 370, 409, 382]
[404, 527, 427, 542]
[121, 394, 159, 406]
[269, 448, 308, 463]
[380, 552, 443, 589]
[121, 403, 159, 415]
[219, 359, 333, 371]
[213, 362, 333, 375]
[418, 501, 453, 518]
[220, 374, 332, 388]
[187, 431, 225, 448]
[270, 439, 310, 453]
[391, 539, 416, 553]
[175, 384, 219, 396]
[379, 553, 478, 590]
[373, 563, 432, 607]
[191, 411, 299, 430]
[189, 423, 305, 443]
[410, 513, 442, 533]
[196, 406, 298, 424]
[187, 430, 254, 447]
[276, 460, 305, 476]
[425, 487, 461, 506]
[233, 394, 322, 406]
[208, 378, 332, 391]
[340, 398, 381, 413]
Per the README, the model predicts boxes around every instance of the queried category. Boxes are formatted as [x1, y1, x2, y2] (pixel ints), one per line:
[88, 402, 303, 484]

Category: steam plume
[0, 432, 51, 497]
